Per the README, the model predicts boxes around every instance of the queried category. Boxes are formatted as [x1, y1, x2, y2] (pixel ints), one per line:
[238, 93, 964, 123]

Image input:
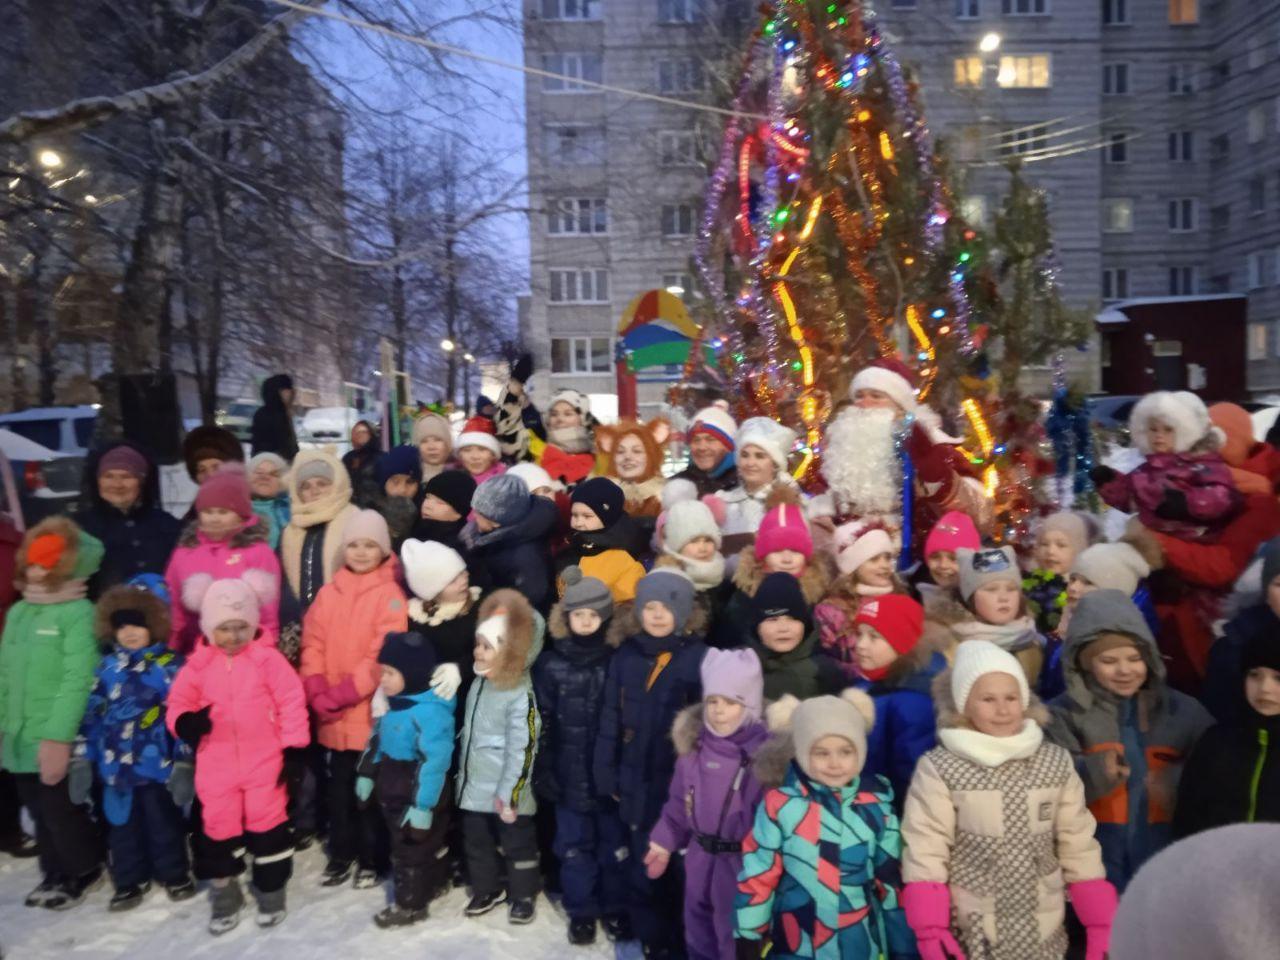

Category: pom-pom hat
[455, 416, 501, 457]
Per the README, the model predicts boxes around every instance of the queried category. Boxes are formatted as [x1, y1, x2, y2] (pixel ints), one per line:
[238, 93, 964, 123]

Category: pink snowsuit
[164, 519, 281, 653]
[166, 633, 309, 841]
[1097, 452, 1242, 544]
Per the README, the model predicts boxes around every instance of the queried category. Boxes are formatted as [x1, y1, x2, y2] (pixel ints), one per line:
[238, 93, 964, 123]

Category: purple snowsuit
[649, 706, 769, 960]
[1097, 451, 1242, 543]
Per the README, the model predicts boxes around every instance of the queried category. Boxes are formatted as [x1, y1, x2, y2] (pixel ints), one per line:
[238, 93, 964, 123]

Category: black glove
[174, 705, 213, 747]
[1089, 465, 1118, 488]
[278, 747, 307, 792]
[735, 938, 765, 960]
[1154, 488, 1191, 521]
[511, 352, 534, 384]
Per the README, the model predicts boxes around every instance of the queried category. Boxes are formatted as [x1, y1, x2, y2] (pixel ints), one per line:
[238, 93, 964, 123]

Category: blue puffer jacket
[533, 615, 617, 812]
[362, 688, 456, 814]
[858, 648, 946, 810]
[76, 642, 190, 788]
[462, 496, 558, 613]
[593, 630, 707, 831]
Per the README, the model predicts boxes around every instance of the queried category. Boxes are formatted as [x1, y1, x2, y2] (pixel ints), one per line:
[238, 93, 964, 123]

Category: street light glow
[6, 178, 18, 189]
[84, 194, 97, 204]
[440, 338, 455, 352]
[463, 352, 475, 362]
[37, 149, 63, 169]
[979, 32, 1001, 53]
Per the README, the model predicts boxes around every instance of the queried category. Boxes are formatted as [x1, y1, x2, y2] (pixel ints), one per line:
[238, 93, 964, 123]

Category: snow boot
[165, 878, 197, 902]
[0, 831, 37, 859]
[255, 887, 287, 928]
[603, 913, 633, 942]
[464, 890, 507, 917]
[23, 879, 59, 908]
[568, 917, 597, 945]
[46, 868, 104, 910]
[109, 881, 152, 912]
[320, 860, 353, 887]
[209, 879, 244, 936]
[508, 897, 536, 925]
[353, 867, 382, 889]
[374, 904, 429, 928]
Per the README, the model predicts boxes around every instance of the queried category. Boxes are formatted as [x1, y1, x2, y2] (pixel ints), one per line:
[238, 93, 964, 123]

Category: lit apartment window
[1248, 252, 1268, 290]
[1248, 324, 1269, 361]
[661, 203, 696, 237]
[998, 54, 1051, 88]
[542, 53, 603, 93]
[1251, 177, 1267, 215]
[954, 56, 985, 87]
[1169, 0, 1198, 24]
[658, 130, 698, 166]
[955, 0, 980, 17]
[1103, 198, 1134, 232]
[541, 0, 600, 20]
[657, 58, 705, 94]
[1167, 131, 1194, 161]
[548, 268, 610, 304]
[547, 198, 608, 236]
[551, 336, 613, 374]
[1105, 132, 1129, 164]
[1102, 268, 1129, 300]
[960, 195, 989, 226]
[999, 124, 1049, 157]
[658, 0, 704, 22]
[1102, 63, 1129, 95]
[1002, 0, 1048, 14]
[1168, 266, 1197, 295]
[1167, 198, 1197, 232]
[1103, 0, 1129, 25]
[1249, 104, 1268, 144]
[543, 126, 605, 165]
[1168, 63, 1195, 94]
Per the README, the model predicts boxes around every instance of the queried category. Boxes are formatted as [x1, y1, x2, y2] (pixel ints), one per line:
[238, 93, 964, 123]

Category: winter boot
[568, 917, 597, 945]
[46, 868, 104, 910]
[23, 878, 59, 908]
[353, 867, 382, 889]
[0, 831, 37, 859]
[208, 879, 244, 936]
[464, 890, 507, 917]
[320, 860, 353, 887]
[165, 878, 197, 902]
[508, 897, 536, 925]
[255, 887, 287, 928]
[603, 913, 633, 942]
[374, 904, 429, 928]
[109, 881, 152, 912]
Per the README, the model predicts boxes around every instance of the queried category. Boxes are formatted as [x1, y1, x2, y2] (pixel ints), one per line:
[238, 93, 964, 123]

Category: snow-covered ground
[0, 846, 634, 959]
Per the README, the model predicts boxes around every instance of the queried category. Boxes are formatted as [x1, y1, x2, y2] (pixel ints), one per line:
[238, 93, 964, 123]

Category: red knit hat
[194, 464, 254, 520]
[456, 416, 500, 457]
[853, 594, 924, 656]
[849, 356, 919, 411]
[755, 503, 813, 561]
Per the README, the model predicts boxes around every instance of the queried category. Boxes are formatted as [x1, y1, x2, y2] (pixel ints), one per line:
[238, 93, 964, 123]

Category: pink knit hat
[832, 520, 895, 577]
[701, 648, 764, 725]
[341, 508, 392, 557]
[196, 572, 277, 638]
[194, 464, 253, 520]
[924, 510, 981, 559]
[755, 503, 813, 561]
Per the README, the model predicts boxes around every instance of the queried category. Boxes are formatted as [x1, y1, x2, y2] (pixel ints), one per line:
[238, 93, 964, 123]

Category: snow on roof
[1095, 294, 1246, 325]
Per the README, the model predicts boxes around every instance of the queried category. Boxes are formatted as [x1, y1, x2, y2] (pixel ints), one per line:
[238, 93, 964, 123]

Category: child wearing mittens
[941, 546, 1045, 689]
[300, 509, 409, 888]
[735, 688, 915, 960]
[71, 582, 195, 911]
[166, 575, 309, 935]
[357, 631, 457, 928]
[901, 640, 1116, 960]
[646, 648, 769, 960]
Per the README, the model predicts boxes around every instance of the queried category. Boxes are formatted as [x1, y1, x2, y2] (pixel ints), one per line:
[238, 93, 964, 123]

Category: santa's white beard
[821, 406, 902, 517]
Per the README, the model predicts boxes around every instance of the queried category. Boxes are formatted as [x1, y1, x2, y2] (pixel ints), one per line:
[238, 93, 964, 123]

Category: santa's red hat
[456, 416, 500, 457]
[849, 357, 919, 413]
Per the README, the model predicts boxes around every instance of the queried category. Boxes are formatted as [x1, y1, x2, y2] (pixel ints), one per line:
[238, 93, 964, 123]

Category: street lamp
[37, 149, 63, 169]
[440, 338, 455, 352]
[979, 32, 1001, 53]
[463, 352, 475, 363]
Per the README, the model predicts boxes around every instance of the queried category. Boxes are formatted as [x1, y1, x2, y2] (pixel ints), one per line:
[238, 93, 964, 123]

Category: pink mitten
[643, 844, 670, 880]
[1069, 879, 1118, 960]
[310, 690, 345, 722]
[902, 882, 966, 960]
[302, 674, 329, 705]
[325, 676, 362, 710]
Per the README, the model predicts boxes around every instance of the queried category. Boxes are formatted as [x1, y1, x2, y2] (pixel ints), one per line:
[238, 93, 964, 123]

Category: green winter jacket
[0, 524, 104, 774]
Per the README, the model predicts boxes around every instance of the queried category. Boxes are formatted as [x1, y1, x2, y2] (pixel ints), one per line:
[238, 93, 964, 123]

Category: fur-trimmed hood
[919, 586, 974, 628]
[670, 701, 770, 757]
[178, 515, 272, 550]
[611, 594, 708, 640]
[476, 588, 545, 689]
[547, 598, 629, 648]
[873, 621, 952, 692]
[931, 665, 1050, 731]
[15, 516, 103, 591]
[732, 548, 830, 605]
[1130, 390, 1223, 455]
[94, 583, 171, 646]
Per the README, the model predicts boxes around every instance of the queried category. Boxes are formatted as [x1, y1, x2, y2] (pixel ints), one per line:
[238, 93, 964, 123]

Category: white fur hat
[549, 388, 591, 417]
[951, 639, 1030, 713]
[506, 461, 562, 494]
[735, 417, 797, 472]
[832, 520, 895, 576]
[400, 538, 467, 602]
[689, 401, 738, 450]
[1129, 391, 1222, 455]
[663, 499, 722, 552]
[1071, 542, 1151, 597]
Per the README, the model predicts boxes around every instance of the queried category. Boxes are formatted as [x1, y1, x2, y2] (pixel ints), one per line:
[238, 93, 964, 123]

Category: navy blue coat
[74, 442, 181, 601]
[593, 631, 706, 832]
[464, 496, 558, 613]
[533, 628, 614, 813]
[858, 649, 946, 810]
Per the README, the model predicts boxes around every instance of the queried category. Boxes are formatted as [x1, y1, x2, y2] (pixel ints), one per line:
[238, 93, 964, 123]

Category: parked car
[1087, 394, 1140, 434]
[215, 399, 258, 441]
[299, 407, 362, 454]
[0, 404, 97, 454]
[0, 427, 83, 523]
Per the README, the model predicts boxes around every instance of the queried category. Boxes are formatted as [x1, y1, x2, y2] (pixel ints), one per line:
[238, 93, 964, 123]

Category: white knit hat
[951, 639, 1030, 713]
[663, 499, 722, 552]
[849, 361, 918, 413]
[689, 401, 738, 450]
[1070, 542, 1150, 597]
[1129, 390, 1222, 455]
[506, 461, 563, 494]
[400, 538, 467, 602]
[549, 388, 591, 418]
[735, 417, 797, 472]
[832, 520, 895, 576]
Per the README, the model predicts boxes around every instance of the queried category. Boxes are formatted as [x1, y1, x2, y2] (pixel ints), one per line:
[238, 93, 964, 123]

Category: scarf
[23, 579, 88, 604]
[951, 616, 1039, 652]
[616, 475, 666, 509]
[547, 424, 592, 455]
[854, 582, 895, 598]
[409, 587, 480, 626]
[938, 720, 1044, 768]
[662, 548, 726, 591]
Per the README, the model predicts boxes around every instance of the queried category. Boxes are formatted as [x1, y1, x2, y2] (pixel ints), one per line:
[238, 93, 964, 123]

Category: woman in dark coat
[250, 373, 299, 459]
[341, 419, 381, 508]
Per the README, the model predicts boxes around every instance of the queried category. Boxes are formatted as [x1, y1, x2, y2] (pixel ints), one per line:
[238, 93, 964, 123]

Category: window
[543, 126, 605, 165]
[547, 198, 607, 236]
[1105, 132, 1129, 164]
[658, 0, 703, 22]
[657, 58, 704, 94]
[1168, 63, 1195, 94]
[1207, 273, 1232, 294]
[541, 0, 600, 20]
[658, 130, 698, 166]
[1102, 63, 1129, 95]
[550, 336, 613, 374]
[1168, 198, 1197, 232]
[997, 55, 1051, 89]
[960, 195, 989, 226]
[1168, 266, 1197, 295]
[1169, 0, 1197, 24]
[955, 0, 980, 16]
[1210, 204, 1231, 231]
[1248, 252, 1267, 290]
[999, 124, 1049, 157]
[1210, 60, 1231, 88]
[1002, 0, 1048, 14]
[1249, 324, 1269, 361]
[1167, 130, 1194, 161]
[1251, 177, 1267, 214]
[1103, 0, 1129, 25]
[548, 268, 610, 303]
[1210, 133, 1230, 161]
[1102, 268, 1129, 300]
[954, 56, 984, 88]
[660, 203, 696, 236]
[1249, 105, 1268, 144]
[1103, 198, 1134, 232]
[542, 53, 603, 92]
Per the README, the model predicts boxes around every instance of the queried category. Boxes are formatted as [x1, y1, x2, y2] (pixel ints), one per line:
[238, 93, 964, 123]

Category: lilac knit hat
[700, 648, 764, 725]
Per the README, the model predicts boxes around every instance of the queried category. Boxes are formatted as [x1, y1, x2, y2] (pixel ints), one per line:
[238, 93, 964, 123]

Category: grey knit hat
[472, 473, 530, 527]
[561, 566, 613, 620]
[295, 457, 334, 485]
[635, 568, 696, 633]
[956, 545, 1020, 601]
